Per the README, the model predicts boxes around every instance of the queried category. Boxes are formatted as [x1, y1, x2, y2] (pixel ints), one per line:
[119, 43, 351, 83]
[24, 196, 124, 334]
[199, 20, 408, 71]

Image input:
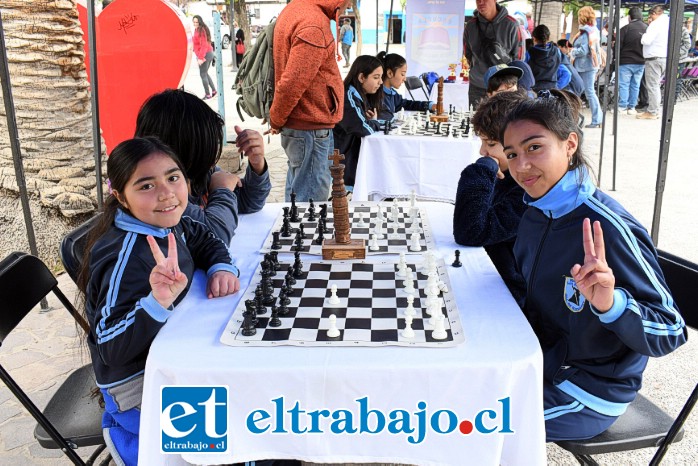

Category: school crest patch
[564, 276, 586, 313]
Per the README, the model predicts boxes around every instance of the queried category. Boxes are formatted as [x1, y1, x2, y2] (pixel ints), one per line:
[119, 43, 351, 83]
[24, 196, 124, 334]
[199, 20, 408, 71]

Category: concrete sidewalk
[0, 48, 696, 464]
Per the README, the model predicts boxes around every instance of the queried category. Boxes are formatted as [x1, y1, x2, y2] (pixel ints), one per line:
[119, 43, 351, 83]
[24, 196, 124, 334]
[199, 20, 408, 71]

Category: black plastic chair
[0, 252, 108, 465]
[556, 249, 697, 466]
[405, 75, 429, 100]
[60, 214, 100, 285]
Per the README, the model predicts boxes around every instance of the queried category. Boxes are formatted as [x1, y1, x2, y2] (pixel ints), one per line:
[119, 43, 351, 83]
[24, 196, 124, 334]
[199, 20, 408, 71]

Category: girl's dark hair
[135, 88, 224, 197]
[344, 55, 384, 113]
[532, 24, 550, 43]
[500, 89, 591, 174]
[376, 51, 406, 81]
[76, 137, 185, 310]
[193, 15, 212, 42]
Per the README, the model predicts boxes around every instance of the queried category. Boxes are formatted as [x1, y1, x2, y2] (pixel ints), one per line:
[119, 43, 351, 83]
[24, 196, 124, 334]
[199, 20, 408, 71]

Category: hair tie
[537, 89, 554, 100]
[107, 178, 112, 194]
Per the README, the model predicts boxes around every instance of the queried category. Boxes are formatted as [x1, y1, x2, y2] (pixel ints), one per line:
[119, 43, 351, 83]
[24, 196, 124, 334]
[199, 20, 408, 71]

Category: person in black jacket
[453, 91, 529, 308]
[617, 7, 647, 114]
[333, 55, 384, 188]
[501, 90, 686, 441]
[77, 138, 240, 465]
[376, 52, 434, 121]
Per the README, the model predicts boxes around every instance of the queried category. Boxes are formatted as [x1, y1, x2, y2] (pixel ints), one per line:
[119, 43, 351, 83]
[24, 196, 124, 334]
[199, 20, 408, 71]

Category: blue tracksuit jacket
[379, 85, 433, 121]
[515, 169, 686, 417]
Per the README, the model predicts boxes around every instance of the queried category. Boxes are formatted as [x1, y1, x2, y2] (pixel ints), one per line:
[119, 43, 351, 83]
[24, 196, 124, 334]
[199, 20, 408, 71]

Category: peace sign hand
[570, 219, 616, 312]
[147, 233, 189, 309]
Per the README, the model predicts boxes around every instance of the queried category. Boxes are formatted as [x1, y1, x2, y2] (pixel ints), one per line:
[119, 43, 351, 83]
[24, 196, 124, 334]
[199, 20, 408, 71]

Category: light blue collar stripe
[525, 168, 595, 218]
[556, 380, 630, 417]
[97, 315, 136, 344]
[97, 369, 145, 389]
[97, 309, 137, 339]
[100, 232, 137, 332]
[115, 209, 170, 237]
[383, 85, 397, 94]
[543, 400, 580, 416]
[585, 196, 681, 325]
[544, 402, 584, 421]
[348, 85, 375, 135]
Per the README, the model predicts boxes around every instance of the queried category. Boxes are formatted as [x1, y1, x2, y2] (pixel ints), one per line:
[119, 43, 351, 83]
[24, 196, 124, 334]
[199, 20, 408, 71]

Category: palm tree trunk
[0, 0, 102, 265]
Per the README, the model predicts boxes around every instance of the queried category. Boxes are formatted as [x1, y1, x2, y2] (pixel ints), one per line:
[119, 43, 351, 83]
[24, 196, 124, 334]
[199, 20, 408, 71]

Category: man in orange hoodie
[270, 0, 349, 202]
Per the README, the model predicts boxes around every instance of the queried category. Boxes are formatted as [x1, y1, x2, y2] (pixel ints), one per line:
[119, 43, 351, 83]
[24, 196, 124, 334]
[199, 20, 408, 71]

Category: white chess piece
[373, 220, 384, 239]
[397, 125, 402, 135]
[356, 212, 367, 227]
[402, 315, 415, 338]
[327, 314, 340, 338]
[431, 313, 447, 340]
[396, 252, 407, 277]
[369, 234, 380, 251]
[409, 232, 422, 252]
[399, 109, 405, 120]
[410, 190, 417, 208]
[404, 294, 417, 316]
[388, 226, 400, 240]
[328, 284, 341, 305]
[403, 268, 415, 295]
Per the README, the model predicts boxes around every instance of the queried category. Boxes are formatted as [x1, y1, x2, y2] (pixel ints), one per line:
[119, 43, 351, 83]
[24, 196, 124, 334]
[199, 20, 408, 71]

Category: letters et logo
[161, 386, 228, 453]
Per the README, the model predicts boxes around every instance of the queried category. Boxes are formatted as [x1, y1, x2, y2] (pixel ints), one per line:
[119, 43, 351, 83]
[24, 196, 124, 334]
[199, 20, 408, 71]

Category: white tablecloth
[429, 82, 470, 112]
[353, 134, 478, 203]
[138, 203, 545, 466]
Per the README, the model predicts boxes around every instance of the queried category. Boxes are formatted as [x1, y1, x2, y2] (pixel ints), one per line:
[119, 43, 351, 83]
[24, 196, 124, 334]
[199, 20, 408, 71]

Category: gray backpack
[235, 21, 276, 121]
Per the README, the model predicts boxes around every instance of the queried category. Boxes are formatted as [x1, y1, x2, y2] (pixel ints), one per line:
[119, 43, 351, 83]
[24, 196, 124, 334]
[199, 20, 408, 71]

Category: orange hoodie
[270, 0, 345, 130]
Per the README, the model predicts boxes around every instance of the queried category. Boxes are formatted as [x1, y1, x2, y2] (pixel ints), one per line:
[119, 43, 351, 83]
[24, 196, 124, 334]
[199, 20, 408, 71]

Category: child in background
[135, 89, 271, 245]
[376, 52, 434, 121]
[527, 24, 571, 91]
[453, 91, 529, 308]
[333, 55, 384, 188]
[484, 63, 525, 96]
[77, 137, 240, 465]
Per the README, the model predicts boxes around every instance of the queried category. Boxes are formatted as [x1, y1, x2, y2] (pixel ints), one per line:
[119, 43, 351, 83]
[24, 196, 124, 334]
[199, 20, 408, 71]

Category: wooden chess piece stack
[430, 76, 449, 123]
[321, 150, 366, 260]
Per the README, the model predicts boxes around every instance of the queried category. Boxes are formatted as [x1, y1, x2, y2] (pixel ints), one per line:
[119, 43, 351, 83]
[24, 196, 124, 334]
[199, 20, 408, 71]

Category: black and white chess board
[220, 259, 464, 347]
[260, 202, 436, 256]
[389, 111, 471, 138]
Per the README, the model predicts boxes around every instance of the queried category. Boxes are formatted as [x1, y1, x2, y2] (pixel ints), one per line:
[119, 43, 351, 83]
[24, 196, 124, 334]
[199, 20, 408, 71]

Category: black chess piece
[307, 199, 316, 221]
[269, 251, 281, 271]
[321, 217, 330, 234]
[292, 252, 303, 278]
[384, 120, 390, 135]
[254, 285, 267, 315]
[314, 223, 325, 245]
[278, 295, 290, 316]
[284, 272, 295, 295]
[269, 306, 282, 327]
[298, 224, 306, 239]
[281, 217, 292, 237]
[264, 253, 277, 276]
[271, 231, 282, 249]
[286, 266, 297, 285]
[282, 206, 290, 219]
[436, 122, 441, 135]
[244, 299, 258, 327]
[460, 118, 466, 130]
[279, 285, 291, 306]
[241, 311, 257, 336]
[319, 203, 328, 220]
[424, 119, 429, 131]
[452, 250, 463, 268]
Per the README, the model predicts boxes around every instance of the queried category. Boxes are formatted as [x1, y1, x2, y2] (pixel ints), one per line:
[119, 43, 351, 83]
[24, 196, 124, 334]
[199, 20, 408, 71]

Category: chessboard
[388, 110, 471, 138]
[220, 257, 464, 347]
[260, 201, 436, 256]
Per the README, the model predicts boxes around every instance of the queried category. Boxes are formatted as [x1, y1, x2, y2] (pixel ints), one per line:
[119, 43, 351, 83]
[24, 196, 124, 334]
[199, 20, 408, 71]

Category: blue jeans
[617, 64, 645, 109]
[579, 70, 602, 125]
[281, 128, 333, 202]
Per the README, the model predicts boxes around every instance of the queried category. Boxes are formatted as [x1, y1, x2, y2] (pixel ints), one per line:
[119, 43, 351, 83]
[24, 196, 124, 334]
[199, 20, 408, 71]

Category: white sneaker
[618, 107, 627, 113]
[626, 108, 637, 115]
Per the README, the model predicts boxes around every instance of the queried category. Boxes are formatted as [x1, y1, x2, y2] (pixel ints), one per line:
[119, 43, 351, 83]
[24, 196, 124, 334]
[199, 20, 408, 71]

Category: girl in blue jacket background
[376, 52, 434, 121]
[333, 55, 384, 188]
[501, 91, 686, 441]
[77, 137, 240, 465]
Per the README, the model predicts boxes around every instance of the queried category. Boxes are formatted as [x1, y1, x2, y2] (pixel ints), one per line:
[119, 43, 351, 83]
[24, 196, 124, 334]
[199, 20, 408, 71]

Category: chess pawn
[403, 268, 415, 295]
[431, 313, 448, 340]
[356, 212, 367, 228]
[269, 306, 282, 327]
[327, 284, 341, 306]
[369, 234, 380, 251]
[404, 294, 417, 317]
[285, 266, 297, 285]
[372, 222, 384, 240]
[402, 315, 415, 339]
[327, 314, 341, 338]
[396, 252, 407, 277]
[409, 232, 422, 252]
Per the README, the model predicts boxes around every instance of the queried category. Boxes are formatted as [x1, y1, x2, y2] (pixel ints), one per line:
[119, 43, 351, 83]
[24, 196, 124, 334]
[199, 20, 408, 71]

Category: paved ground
[0, 45, 696, 465]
